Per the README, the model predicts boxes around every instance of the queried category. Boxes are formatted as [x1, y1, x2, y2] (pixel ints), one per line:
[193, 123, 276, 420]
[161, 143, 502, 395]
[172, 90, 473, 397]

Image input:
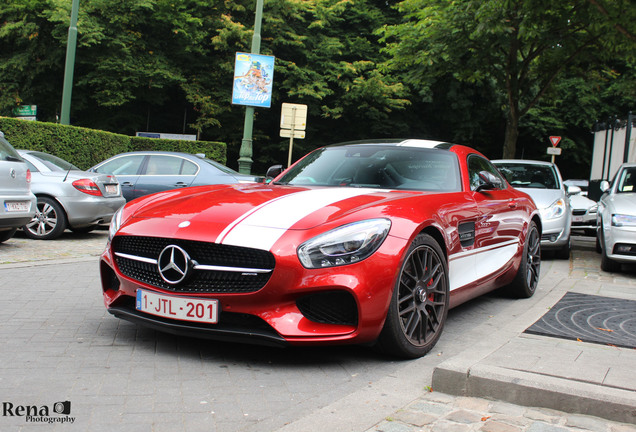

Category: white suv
[0, 131, 36, 243]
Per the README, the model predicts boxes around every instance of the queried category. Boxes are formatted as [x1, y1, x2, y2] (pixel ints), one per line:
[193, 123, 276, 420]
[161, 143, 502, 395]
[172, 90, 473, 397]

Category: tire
[595, 230, 602, 254]
[376, 233, 449, 359]
[555, 236, 571, 260]
[601, 248, 621, 272]
[508, 221, 541, 298]
[70, 225, 96, 234]
[0, 228, 17, 244]
[23, 196, 67, 240]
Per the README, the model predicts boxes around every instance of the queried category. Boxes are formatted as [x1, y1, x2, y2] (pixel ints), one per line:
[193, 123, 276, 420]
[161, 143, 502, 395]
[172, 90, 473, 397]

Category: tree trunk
[502, 110, 519, 159]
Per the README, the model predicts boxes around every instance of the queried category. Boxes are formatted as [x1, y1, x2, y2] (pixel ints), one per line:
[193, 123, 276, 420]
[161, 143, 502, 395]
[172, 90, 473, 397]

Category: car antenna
[63, 167, 72, 182]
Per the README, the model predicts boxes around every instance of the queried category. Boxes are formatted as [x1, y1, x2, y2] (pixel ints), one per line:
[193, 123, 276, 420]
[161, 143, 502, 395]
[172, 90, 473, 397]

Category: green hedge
[0, 117, 226, 170]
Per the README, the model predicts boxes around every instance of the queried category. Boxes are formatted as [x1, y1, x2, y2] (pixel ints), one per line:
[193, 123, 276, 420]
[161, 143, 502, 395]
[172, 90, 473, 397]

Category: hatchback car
[596, 163, 636, 272]
[18, 150, 126, 240]
[101, 140, 541, 359]
[0, 133, 36, 243]
[90, 151, 260, 202]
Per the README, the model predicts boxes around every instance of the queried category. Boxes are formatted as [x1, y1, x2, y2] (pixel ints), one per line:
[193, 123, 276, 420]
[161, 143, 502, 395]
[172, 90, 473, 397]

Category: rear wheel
[0, 228, 17, 244]
[508, 221, 541, 298]
[23, 197, 67, 240]
[377, 233, 449, 359]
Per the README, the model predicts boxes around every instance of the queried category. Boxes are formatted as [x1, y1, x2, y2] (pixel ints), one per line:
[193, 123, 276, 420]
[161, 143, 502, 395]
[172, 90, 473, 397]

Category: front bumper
[100, 234, 407, 346]
[602, 225, 636, 263]
[539, 215, 571, 249]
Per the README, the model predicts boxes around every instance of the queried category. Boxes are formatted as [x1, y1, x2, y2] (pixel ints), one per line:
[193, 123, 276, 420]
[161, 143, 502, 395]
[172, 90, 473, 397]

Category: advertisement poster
[232, 52, 275, 108]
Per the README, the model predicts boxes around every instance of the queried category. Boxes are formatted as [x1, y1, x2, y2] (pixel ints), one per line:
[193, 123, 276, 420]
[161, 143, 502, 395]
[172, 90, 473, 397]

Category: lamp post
[60, 0, 80, 125]
[237, 0, 264, 174]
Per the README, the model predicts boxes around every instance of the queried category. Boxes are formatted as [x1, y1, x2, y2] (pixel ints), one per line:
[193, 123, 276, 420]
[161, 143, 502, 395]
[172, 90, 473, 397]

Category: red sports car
[100, 140, 541, 358]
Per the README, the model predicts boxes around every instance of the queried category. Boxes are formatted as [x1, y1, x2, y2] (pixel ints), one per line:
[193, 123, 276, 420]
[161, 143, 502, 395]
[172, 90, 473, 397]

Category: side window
[181, 160, 198, 175]
[96, 155, 145, 175]
[468, 155, 505, 191]
[145, 155, 183, 175]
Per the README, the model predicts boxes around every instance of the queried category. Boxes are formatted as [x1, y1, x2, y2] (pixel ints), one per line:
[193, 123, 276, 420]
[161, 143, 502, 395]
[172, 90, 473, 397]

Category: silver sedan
[18, 150, 126, 240]
[597, 163, 636, 272]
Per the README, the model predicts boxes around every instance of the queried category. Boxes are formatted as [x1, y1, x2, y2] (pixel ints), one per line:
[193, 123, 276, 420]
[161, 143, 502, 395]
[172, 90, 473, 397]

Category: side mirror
[567, 185, 582, 196]
[476, 171, 503, 191]
[266, 164, 283, 180]
[599, 180, 610, 193]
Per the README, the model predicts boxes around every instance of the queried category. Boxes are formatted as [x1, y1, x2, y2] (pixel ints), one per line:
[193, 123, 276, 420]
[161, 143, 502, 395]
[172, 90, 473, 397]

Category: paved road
[0, 232, 634, 431]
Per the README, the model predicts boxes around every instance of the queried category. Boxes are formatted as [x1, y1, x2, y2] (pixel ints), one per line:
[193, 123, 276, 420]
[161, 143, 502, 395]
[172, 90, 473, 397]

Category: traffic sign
[280, 129, 305, 139]
[280, 103, 307, 130]
[549, 136, 561, 147]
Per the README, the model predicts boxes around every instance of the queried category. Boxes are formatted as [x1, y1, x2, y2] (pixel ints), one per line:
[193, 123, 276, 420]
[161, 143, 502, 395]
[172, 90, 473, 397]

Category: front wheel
[508, 221, 541, 298]
[376, 233, 449, 359]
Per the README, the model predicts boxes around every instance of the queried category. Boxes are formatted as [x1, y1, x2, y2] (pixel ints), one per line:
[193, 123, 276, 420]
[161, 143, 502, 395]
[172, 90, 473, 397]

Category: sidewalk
[368, 237, 636, 431]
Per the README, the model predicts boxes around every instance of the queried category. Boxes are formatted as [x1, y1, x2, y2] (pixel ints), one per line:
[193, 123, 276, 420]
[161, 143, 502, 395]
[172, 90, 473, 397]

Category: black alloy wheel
[509, 221, 541, 298]
[377, 233, 449, 359]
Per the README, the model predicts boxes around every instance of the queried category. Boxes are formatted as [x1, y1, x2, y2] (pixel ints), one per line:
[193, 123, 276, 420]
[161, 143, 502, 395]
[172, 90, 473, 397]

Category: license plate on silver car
[4, 201, 31, 212]
[136, 289, 219, 323]
[105, 184, 118, 195]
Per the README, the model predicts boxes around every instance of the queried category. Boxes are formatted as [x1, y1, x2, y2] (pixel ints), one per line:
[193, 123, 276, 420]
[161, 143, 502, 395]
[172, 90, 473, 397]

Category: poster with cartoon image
[232, 53, 275, 108]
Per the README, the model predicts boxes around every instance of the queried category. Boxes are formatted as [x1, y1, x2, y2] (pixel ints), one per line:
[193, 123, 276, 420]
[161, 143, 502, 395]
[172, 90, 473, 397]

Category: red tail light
[72, 179, 103, 196]
[26, 169, 31, 184]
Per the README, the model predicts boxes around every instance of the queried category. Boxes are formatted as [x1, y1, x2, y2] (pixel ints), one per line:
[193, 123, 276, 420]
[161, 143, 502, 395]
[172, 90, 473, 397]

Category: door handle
[121, 181, 134, 187]
[174, 182, 188, 187]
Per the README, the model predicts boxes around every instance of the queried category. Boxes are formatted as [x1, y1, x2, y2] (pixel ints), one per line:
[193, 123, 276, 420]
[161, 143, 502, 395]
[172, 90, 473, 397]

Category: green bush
[0, 117, 226, 170]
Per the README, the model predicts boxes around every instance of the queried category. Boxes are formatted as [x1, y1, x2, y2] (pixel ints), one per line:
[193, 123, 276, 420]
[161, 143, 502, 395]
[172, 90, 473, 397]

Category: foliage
[0, 0, 634, 176]
[0, 117, 226, 169]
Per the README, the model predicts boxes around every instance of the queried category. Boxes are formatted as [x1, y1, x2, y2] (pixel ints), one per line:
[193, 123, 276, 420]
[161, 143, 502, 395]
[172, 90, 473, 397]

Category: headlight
[108, 206, 124, 241]
[542, 198, 566, 221]
[611, 214, 636, 227]
[588, 204, 598, 215]
[297, 219, 391, 268]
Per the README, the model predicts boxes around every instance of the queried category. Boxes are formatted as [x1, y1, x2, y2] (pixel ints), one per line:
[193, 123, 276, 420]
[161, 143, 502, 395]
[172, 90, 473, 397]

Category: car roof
[328, 139, 450, 148]
[492, 159, 554, 167]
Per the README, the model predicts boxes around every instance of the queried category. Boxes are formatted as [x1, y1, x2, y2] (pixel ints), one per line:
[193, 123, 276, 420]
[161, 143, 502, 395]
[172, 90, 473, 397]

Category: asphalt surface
[0, 230, 635, 431]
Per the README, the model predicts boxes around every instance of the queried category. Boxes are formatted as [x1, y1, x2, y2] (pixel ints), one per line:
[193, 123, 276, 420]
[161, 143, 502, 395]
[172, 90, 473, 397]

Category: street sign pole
[60, 0, 80, 125]
[287, 107, 297, 167]
[238, 0, 264, 174]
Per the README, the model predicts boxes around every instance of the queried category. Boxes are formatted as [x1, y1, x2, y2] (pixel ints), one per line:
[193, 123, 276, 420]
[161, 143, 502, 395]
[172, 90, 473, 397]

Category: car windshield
[276, 145, 461, 192]
[200, 157, 240, 175]
[29, 151, 79, 171]
[616, 167, 636, 193]
[0, 136, 22, 161]
[495, 163, 559, 189]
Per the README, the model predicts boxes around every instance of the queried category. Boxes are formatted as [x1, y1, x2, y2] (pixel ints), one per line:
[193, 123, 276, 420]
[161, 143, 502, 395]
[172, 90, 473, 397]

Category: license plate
[5, 201, 31, 212]
[572, 216, 583, 223]
[136, 289, 219, 324]
[105, 184, 118, 195]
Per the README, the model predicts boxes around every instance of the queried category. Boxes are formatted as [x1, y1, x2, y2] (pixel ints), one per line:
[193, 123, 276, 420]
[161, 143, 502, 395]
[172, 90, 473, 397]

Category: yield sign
[549, 136, 561, 147]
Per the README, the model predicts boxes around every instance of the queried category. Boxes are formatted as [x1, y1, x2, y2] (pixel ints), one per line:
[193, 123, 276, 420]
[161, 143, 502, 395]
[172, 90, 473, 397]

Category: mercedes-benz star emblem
[157, 245, 191, 285]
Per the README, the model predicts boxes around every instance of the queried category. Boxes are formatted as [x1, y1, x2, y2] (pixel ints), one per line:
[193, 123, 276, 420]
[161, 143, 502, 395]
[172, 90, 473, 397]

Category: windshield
[495, 163, 559, 189]
[29, 151, 79, 171]
[616, 167, 636, 193]
[276, 145, 461, 192]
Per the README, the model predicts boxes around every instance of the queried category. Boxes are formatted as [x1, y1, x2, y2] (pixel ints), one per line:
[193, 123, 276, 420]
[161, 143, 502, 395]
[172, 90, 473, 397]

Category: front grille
[296, 291, 358, 326]
[572, 209, 587, 216]
[112, 236, 275, 294]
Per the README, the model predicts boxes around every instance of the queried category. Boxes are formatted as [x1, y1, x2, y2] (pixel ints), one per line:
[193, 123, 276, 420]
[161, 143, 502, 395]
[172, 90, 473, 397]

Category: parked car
[0, 133, 36, 243]
[596, 163, 636, 272]
[101, 139, 541, 359]
[568, 184, 598, 236]
[18, 150, 126, 240]
[493, 159, 571, 259]
[564, 179, 589, 196]
[89, 151, 261, 202]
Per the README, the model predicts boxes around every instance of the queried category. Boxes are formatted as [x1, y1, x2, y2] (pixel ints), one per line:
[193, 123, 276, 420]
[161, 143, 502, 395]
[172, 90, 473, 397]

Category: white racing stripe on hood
[218, 188, 379, 250]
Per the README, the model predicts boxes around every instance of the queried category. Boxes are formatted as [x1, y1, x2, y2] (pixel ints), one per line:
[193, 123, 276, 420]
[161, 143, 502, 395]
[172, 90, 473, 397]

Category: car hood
[118, 184, 422, 250]
[605, 193, 636, 215]
[569, 194, 596, 210]
[514, 187, 564, 209]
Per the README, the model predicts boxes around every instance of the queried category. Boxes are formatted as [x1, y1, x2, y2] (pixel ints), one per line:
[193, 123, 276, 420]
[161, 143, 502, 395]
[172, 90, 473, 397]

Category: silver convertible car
[18, 150, 126, 240]
[596, 163, 636, 272]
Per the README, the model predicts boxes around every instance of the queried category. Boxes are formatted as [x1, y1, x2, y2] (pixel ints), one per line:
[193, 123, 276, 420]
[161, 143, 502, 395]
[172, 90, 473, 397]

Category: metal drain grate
[525, 292, 636, 349]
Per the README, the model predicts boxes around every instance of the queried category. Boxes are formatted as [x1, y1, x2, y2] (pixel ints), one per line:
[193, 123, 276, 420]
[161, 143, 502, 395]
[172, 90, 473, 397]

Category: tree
[380, 0, 636, 158]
